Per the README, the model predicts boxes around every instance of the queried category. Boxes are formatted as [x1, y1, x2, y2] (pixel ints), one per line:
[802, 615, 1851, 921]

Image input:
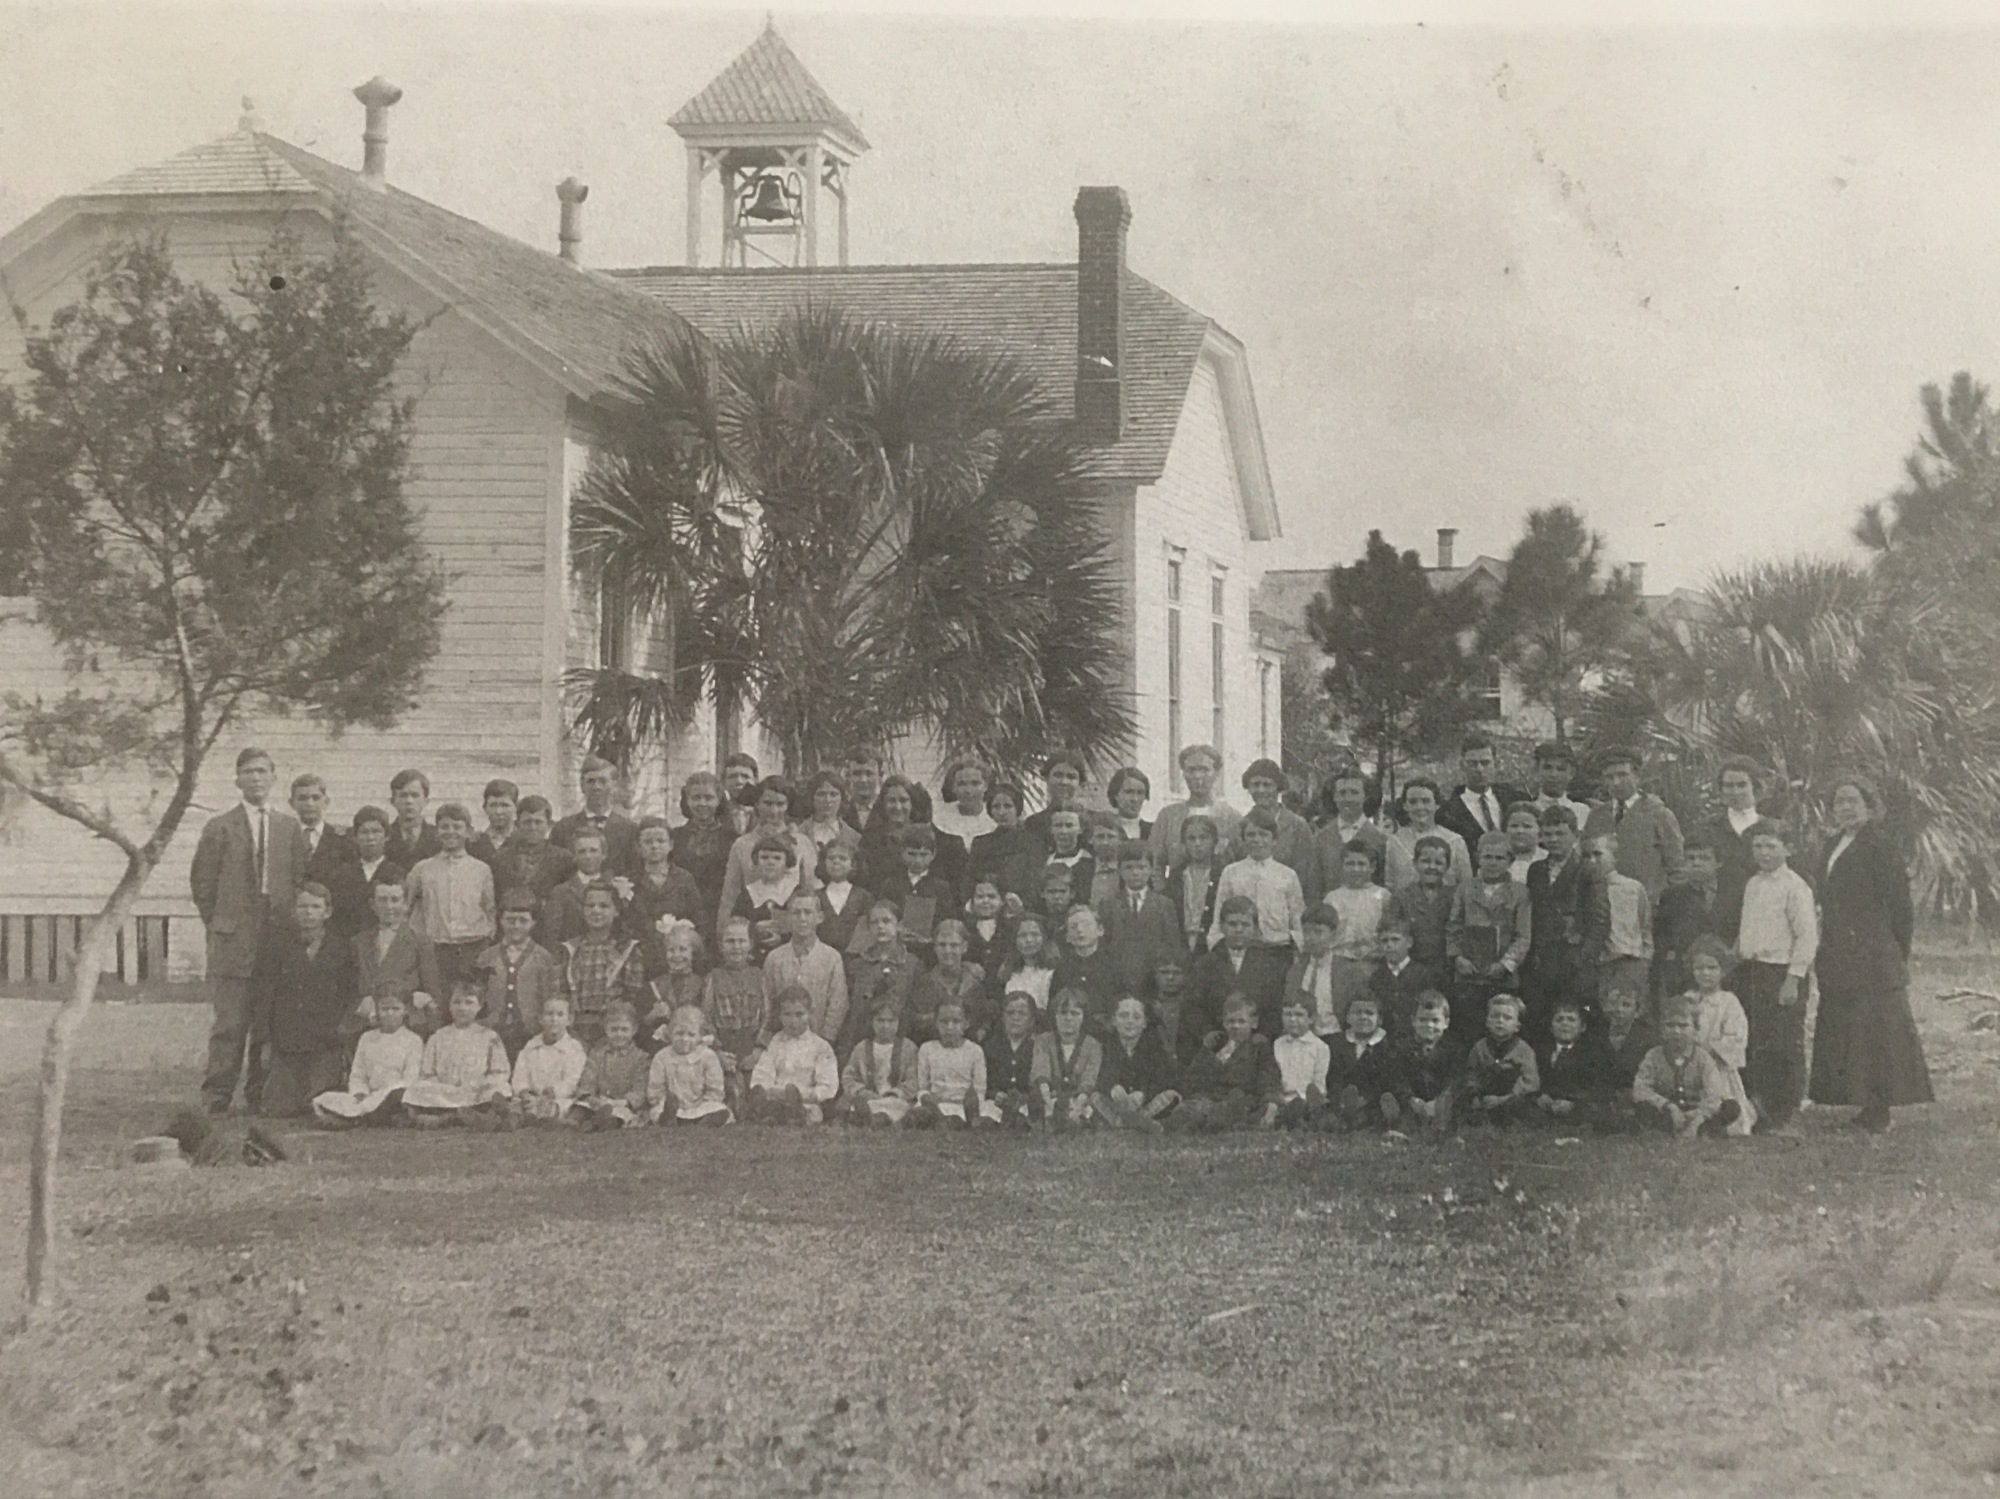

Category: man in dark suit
[1435, 734, 1524, 851]
[551, 755, 640, 878]
[291, 772, 366, 937]
[190, 747, 309, 1115]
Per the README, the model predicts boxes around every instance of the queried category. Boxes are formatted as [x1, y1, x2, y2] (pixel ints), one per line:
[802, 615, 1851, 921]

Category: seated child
[734, 835, 802, 960]
[910, 1001, 994, 1128]
[1598, 978, 1659, 1098]
[259, 882, 356, 1118]
[1093, 994, 1182, 1132]
[645, 920, 708, 1046]
[1397, 991, 1461, 1132]
[746, 985, 840, 1124]
[560, 881, 647, 1046]
[1633, 998, 1740, 1140]
[1459, 992, 1540, 1126]
[1150, 952, 1194, 1062]
[1192, 895, 1286, 1043]
[1685, 937, 1756, 1136]
[844, 901, 922, 1054]
[1534, 999, 1618, 1130]
[1367, 917, 1438, 1040]
[839, 1001, 920, 1127]
[312, 992, 422, 1127]
[1173, 994, 1274, 1132]
[1447, 833, 1533, 1037]
[649, 1004, 733, 1125]
[1031, 988, 1103, 1128]
[981, 992, 1040, 1128]
[476, 887, 561, 1060]
[572, 1000, 651, 1129]
[1051, 906, 1120, 1035]
[512, 993, 589, 1124]
[910, 919, 989, 1044]
[1265, 996, 1331, 1130]
[1326, 993, 1408, 1132]
[401, 983, 514, 1125]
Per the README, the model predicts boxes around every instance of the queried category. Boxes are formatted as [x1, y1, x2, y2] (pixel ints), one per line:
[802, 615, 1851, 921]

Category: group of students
[212, 733, 1833, 1143]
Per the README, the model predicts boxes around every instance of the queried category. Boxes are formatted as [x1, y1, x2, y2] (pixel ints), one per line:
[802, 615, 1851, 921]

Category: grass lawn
[3, 950, 2000, 1498]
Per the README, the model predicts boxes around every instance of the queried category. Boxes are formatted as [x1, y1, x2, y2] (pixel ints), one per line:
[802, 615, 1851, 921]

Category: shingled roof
[609, 263, 1211, 486]
[57, 128, 688, 403]
[669, 24, 869, 154]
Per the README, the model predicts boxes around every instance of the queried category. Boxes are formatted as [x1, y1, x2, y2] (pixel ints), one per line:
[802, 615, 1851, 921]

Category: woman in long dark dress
[1807, 778, 1932, 1132]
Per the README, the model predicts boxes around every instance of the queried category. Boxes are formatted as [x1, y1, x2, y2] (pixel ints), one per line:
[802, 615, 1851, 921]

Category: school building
[0, 24, 1284, 981]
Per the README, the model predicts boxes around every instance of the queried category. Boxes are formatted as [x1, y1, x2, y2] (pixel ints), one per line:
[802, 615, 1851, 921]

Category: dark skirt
[1808, 973, 1933, 1109]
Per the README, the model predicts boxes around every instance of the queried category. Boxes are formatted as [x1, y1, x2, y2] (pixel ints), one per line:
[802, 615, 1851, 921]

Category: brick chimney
[353, 76, 403, 186]
[1436, 527, 1457, 570]
[557, 177, 589, 265]
[1074, 186, 1130, 445]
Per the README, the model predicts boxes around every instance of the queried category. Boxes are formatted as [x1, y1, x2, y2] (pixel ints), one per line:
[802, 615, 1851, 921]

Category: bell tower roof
[669, 23, 869, 156]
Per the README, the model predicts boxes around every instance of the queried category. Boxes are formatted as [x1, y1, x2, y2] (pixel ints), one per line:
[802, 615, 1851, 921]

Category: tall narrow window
[1166, 557, 1184, 788]
[598, 572, 630, 673]
[1479, 658, 1504, 720]
[1209, 574, 1226, 752]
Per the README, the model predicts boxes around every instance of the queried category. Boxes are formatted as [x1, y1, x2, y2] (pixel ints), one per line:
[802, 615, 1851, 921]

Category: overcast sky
[3, 2, 1996, 590]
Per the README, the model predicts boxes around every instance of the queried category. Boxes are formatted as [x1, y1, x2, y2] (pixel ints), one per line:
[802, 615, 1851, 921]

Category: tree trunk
[25, 855, 152, 1310]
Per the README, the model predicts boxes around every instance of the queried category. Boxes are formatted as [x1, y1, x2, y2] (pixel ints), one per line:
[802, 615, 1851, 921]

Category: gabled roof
[608, 262, 1209, 489]
[10, 128, 689, 404]
[669, 24, 869, 154]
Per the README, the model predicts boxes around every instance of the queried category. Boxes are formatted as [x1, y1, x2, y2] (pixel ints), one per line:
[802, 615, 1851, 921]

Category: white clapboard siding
[0, 212, 572, 955]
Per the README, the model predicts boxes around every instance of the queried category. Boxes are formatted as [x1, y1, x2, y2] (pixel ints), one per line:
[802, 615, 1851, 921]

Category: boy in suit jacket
[384, 768, 441, 870]
[1522, 805, 1607, 1033]
[258, 882, 358, 1117]
[1581, 748, 1685, 902]
[552, 755, 641, 878]
[190, 747, 309, 1115]
[355, 880, 444, 1038]
[1190, 895, 1288, 1043]
[292, 773, 366, 937]
[1366, 917, 1439, 1038]
[1095, 842, 1186, 1001]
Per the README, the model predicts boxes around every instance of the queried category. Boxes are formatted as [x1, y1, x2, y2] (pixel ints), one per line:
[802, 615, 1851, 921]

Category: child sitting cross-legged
[572, 1000, 652, 1130]
[1093, 995, 1182, 1132]
[1264, 996, 1331, 1130]
[1533, 999, 1617, 1131]
[1633, 998, 1740, 1140]
[910, 1001, 995, 1129]
[839, 1001, 920, 1127]
[981, 991, 1040, 1129]
[312, 992, 422, 1127]
[1031, 988, 1102, 1129]
[1397, 991, 1461, 1133]
[649, 1005, 734, 1126]
[401, 983, 514, 1127]
[1459, 992, 1540, 1126]
[511, 993, 588, 1125]
[1326, 993, 1408, 1133]
[746, 985, 839, 1124]
[1171, 994, 1274, 1133]
[1598, 978, 1658, 1100]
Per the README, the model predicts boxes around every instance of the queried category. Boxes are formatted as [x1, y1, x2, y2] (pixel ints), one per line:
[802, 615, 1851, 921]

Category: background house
[0, 28, 1284, 980]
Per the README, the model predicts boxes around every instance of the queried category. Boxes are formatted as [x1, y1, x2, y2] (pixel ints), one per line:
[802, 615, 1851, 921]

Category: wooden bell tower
[670, 22, 869, 269]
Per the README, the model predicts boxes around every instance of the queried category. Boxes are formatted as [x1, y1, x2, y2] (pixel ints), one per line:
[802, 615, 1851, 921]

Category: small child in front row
[746, 986, 839, 1124]
[512, 993, 588, 1123]
[649, 1004, 733, 1125]
[1398, 992, 1461, 1132]
[1459, 992, 1540, 1126]
[1266, 997, 1331, 1130]
[982, 992, 1040, 1128]
[1685, 937, 1756, 1136]
[573, 1000, 650, 1129]
[1632, 998, 1739, 1140]
[1031, 989, 1102, 1128]
[1094, 995, 1182, 1132]
[401, 984, 514, 1125]
[911, 1001, 993, 1128]
[1173, 994, 1273, 1132]
[1533, 999, 1616, 1130]
[313, 993, 423, 1127]
[1326, 993, 1407, 1132]
[840, 1001, 920, 1127]
[1598, 979, 1658, 1097]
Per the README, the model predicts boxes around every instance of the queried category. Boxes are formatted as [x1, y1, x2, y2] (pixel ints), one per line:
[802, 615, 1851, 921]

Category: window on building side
[598, 573, 630, 674]
[1479, 658, 1504, 720]
[1166, 556, 1184, 789]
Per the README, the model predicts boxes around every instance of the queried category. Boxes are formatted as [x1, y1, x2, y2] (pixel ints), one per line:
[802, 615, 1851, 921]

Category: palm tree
[567, 307, 1135, 781]
[1634, 558, 2000, 920]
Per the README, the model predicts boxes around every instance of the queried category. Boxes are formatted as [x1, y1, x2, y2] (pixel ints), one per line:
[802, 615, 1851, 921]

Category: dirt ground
[1, 948, 1997, 1498]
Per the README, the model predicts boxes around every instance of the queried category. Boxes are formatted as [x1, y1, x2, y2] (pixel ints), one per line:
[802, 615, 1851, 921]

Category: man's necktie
[1615, 800, 1627, 825]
